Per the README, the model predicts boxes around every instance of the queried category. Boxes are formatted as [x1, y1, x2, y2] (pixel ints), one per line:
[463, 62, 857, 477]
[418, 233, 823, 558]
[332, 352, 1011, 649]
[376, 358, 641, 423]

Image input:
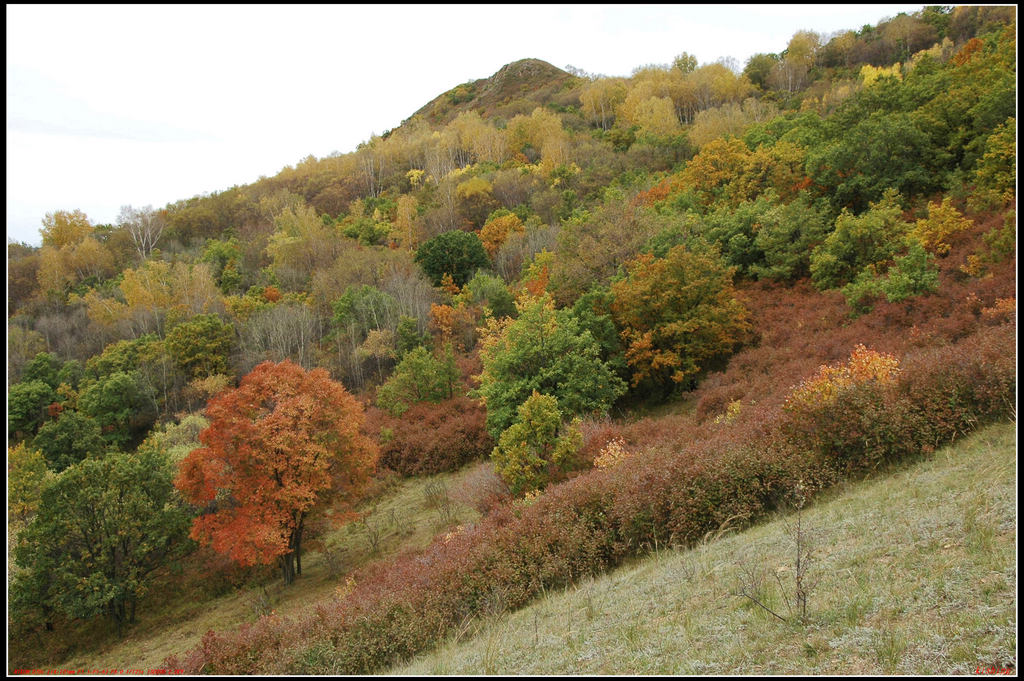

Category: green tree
[32, 411, 106, 472]
[201, 236, 245, 293]
[78, 371, 154, 447]
[376, 345, 460, 416]
[464, 271, 516, 319]
[477, 295, 626, 439]
[808, 112, 949, 212]
[809, 189, 909, 290]
[395, 315, 431, 357]
[743, 53, 780, 90]
[11, 448, 191, 632]
[491, 392, 583, 496]
[414, 230, 489, 287]
[85, 336, 156, 382]
[56, 359, 85, 390]
[8, 380, 57, 440]
[164, 314, 235, 380]
[750, 193, 833, 282]
[22, 352, 63, 389]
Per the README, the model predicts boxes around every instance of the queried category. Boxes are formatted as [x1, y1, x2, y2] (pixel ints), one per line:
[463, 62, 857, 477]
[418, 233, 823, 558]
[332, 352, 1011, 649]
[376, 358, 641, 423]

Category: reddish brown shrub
[376, 396, 492, 476]
[576, 417, 627, 466]
[450, 461, 510, 515]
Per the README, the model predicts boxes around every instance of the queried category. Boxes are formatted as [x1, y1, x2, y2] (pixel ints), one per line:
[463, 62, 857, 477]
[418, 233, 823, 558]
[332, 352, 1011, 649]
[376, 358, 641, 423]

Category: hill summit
[409, 58, 576, 125]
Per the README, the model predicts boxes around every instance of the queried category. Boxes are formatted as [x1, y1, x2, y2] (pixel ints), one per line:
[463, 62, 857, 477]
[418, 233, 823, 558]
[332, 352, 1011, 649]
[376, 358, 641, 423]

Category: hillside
[7, 5, 1017, 676]
[391, 422, 1017, 675]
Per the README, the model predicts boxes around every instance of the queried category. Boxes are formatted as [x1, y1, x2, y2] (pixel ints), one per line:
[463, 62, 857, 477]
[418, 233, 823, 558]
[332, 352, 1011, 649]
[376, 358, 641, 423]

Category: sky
[6, 4, 927, 246]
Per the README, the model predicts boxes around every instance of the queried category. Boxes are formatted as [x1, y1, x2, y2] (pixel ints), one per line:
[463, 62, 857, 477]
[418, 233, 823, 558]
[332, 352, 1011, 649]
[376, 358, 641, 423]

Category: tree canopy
[175, 360, 378, 584]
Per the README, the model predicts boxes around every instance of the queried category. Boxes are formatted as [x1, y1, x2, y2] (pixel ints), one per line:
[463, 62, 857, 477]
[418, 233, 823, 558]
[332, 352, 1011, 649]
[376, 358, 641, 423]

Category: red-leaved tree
[175, 360, 378, 585]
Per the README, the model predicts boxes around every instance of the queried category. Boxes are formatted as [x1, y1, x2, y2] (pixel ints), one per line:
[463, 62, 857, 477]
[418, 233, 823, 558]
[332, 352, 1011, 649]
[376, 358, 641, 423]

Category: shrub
[375, 396, 492, 476]
[450, 462, 511, 515]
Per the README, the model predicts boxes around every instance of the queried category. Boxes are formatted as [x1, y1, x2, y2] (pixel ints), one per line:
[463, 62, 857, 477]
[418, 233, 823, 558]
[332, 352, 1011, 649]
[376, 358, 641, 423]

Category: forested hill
[7, 5, 1017, 676]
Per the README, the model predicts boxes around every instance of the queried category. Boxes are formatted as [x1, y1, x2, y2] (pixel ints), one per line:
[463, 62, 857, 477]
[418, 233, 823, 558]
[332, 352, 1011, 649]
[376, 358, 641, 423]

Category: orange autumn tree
[611, 243, 752, 394]
[175, 360, 377, 585]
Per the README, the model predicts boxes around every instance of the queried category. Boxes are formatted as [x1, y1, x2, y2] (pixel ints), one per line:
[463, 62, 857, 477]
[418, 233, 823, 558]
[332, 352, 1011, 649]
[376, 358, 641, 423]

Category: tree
[175, 360, 378, 585]
[743, 53, 780, 90]
[40, 209, 93, 248]
[414, 229, 490, 287]
[8, 443, 54, 521]
[11, 448, 191, 632]
[81, 260, 222, 338]
[265, 203, 346, 291]
[491, 392, 582, 496]
[478, 212, 525, 257]
[673, 51, 698, 74]
[809, 189, 909, 290]
[117, 204, 166, 260]
[8, 325, 47, 386]
[580, 77, 628, 130]
[968, 117, 1015, 211]
[464, 270, 516, 319]
[750, 193, 832, 282]
[32, 410, 106, 472]
[8, 380, 57, 441]
[611, 243, 752, 393]
[22, 352, 63, 389]
[807, 112, 948, 213]
[476, 295, 627, 439]
[77, 371, 155, 447]
[165, 314, 235, 379]
[376, 345, 459, 416]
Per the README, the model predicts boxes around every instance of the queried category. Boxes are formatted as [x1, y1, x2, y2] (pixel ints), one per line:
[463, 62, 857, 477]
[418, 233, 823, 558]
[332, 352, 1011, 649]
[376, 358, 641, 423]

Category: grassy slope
[391, 421, 1017, 675]
[11, 463, 486, 673]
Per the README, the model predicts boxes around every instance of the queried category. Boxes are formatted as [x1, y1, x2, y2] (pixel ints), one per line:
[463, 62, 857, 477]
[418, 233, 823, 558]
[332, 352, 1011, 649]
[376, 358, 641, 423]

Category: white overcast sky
[7, 4, 925, 246]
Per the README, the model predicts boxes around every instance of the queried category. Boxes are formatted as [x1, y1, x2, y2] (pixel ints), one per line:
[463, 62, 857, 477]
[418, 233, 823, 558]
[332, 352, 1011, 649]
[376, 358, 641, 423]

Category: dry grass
[8, 463, 486, 674]
[390, 421, 1017, 675]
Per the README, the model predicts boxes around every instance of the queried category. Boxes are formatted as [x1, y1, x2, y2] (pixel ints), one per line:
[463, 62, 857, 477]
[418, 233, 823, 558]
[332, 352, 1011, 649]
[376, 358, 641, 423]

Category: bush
[450, 462, 511, 515]
[374, 396, 492, 476]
